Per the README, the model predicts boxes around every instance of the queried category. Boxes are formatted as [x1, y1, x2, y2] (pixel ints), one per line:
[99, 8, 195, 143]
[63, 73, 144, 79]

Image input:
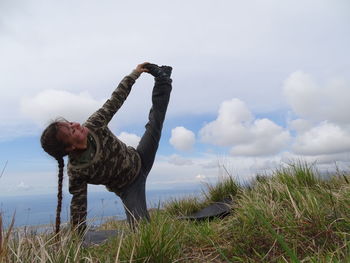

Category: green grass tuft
[203, 175, 239, 202]
[1, 162, 349, 262]
[163, 196, 205, 216]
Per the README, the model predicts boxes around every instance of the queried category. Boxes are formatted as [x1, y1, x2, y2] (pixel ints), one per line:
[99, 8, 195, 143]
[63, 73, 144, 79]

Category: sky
[0, 0, 349, 197]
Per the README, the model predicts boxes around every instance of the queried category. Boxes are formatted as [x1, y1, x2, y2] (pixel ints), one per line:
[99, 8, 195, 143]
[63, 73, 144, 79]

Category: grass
[203, 174, 239, 202]
[0, 162, 349, 262]
[164, 174, 239, 217]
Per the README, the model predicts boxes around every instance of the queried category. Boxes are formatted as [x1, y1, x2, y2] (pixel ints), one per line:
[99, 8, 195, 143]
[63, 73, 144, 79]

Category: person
[40, 62, 172, 234]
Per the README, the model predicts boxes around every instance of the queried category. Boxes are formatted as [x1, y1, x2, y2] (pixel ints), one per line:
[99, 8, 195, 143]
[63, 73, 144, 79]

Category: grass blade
[255, 209, 300, 263]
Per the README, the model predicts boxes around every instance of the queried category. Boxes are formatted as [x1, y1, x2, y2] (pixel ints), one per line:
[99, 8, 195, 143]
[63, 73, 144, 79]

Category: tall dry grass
[0, 162, 349, 262]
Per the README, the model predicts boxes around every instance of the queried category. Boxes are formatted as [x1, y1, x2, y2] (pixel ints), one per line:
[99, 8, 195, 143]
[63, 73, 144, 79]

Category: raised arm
[85, 63, 149, 129]
[69, 175, 88, 232]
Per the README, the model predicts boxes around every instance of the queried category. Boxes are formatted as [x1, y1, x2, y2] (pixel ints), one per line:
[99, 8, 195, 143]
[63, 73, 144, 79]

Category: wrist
[130, 70, 141, 80]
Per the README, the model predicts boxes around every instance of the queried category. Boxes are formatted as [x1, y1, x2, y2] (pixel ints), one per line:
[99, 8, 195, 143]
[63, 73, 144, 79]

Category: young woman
[40, 62, 172, 234]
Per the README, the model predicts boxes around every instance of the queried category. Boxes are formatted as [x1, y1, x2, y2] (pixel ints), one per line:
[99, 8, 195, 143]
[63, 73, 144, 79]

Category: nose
[71, 122, 80, 128]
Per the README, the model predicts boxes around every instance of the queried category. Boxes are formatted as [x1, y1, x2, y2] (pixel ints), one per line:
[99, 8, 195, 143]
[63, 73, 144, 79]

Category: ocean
[0, 187, 202, 228]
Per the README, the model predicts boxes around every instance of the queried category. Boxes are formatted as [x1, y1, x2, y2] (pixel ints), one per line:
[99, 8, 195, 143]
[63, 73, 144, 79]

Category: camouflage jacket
[67, 70, 142, 228]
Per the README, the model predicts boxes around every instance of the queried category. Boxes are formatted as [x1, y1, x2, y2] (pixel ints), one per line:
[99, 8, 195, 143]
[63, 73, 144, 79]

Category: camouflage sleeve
[69, 175, 88, 231]
[85, 70, 141, 128]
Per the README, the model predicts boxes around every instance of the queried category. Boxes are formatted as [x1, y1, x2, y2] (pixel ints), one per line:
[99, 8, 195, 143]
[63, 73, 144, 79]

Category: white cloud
[0, 119, 39, 141]
[292, 121, 350, 156]
[151, 154, 284, 186]
[283, 71, 320, 119]
[168, 154, 193, 166]
[17, 181, 32, 191]
[200, 99, 291, 156]
[196, 174, 206, 180]
[249, 159, 280, 172]
[1, 0, 350, 196]
[284, 72, 350, 157]
[283, 71, 350, 124]
[230, 119, 291, 156]
[148, 156, 218, 188]
[281, 151, 350, 167]
[199, 99, 253, 146]
[288, 118, 313, 133]
[0, 170, 67, 197]
[117, 132, 141, 148]
[169, 126, 196, 151]
[20, 89, 104, 126]
[200, 159, 220, 169]
[0, 0, 348, 142]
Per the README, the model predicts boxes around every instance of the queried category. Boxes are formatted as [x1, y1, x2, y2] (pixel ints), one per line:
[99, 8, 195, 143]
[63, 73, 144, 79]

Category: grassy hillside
[1, 162, 349, 262]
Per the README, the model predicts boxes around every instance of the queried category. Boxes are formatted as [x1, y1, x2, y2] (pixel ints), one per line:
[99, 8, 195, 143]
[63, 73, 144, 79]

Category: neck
[70, 139, 89, 156]
[69, 148, 86, 158]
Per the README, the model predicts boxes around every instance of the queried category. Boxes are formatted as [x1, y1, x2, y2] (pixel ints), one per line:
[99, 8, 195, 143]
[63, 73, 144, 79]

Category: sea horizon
[0, 186, 202, 228]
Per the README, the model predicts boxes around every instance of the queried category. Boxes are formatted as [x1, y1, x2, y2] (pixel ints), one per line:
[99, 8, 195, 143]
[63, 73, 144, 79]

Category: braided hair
[40, 120, 69, 235]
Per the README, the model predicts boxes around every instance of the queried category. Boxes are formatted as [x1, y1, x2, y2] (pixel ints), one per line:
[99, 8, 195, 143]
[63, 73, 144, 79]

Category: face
[56, 121, 89, 152]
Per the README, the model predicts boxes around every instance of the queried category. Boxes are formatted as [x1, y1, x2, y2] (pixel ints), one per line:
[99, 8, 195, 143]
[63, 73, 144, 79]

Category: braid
[55, 158, 64, 235]
[40, 119, 69, 236]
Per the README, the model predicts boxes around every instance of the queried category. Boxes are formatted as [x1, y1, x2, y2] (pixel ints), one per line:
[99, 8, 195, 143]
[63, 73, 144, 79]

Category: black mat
[178, 199, 233, 221]
[83, 229, 119, 246]
[82, 200, 233, 246]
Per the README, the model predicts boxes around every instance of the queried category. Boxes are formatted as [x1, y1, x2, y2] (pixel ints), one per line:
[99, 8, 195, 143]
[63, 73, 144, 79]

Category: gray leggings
[119, 77, 172, 227]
